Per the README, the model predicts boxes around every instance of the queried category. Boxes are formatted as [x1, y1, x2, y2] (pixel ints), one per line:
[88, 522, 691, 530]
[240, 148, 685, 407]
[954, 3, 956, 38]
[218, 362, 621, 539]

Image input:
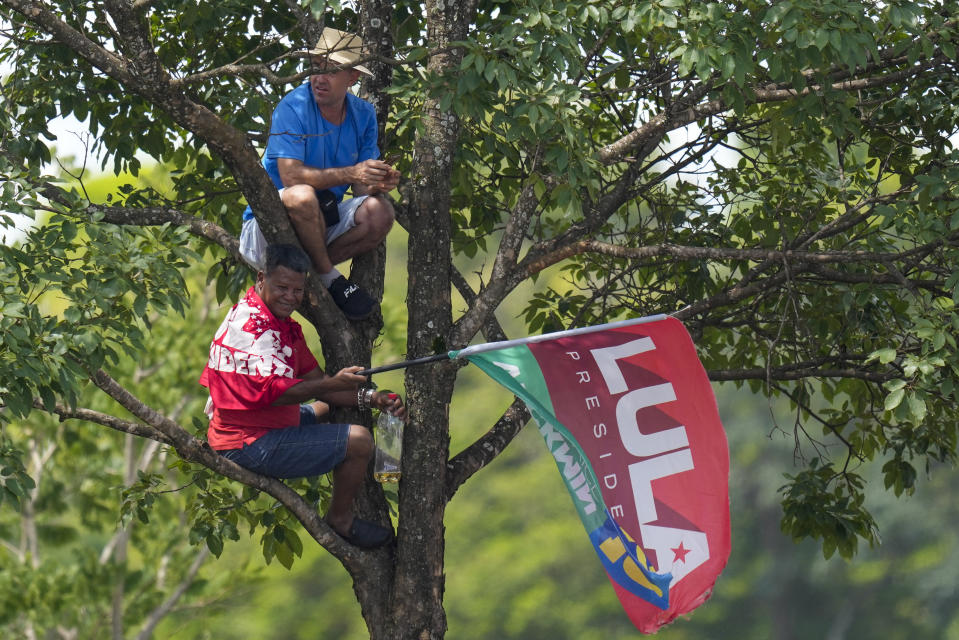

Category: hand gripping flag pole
[360, 315, 730, 634]
[356, 353, 451, 376]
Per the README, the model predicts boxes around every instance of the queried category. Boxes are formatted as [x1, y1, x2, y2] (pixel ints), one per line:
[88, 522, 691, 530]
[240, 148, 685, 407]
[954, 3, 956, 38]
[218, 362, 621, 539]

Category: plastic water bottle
[374, 393, 403, 483]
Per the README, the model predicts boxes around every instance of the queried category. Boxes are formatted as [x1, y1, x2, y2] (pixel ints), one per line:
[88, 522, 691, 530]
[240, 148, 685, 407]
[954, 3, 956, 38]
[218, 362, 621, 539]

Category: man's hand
[352, 159, 400, 195]
[328, 365, 369, 390]
[272, 365, 367, 406]
[373, 391, 407, 421]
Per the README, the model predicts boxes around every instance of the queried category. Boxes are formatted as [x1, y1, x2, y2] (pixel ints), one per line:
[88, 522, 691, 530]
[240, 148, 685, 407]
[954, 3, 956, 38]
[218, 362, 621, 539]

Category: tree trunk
[379, 0, 474, 636]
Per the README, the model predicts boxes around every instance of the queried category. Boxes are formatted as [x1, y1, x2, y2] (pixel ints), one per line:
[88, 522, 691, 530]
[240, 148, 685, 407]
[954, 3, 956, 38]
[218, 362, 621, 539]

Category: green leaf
[206, 533, 224, 557]
[884, 387, 905, 412]
[907, 394, 927, 422]
[868, 348, 897, 364]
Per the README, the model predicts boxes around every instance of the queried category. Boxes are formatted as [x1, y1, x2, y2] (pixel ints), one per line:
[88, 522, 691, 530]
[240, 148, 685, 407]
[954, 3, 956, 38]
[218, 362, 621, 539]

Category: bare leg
[326, 424, 373, 536]
[281, 184, 334, 273]
[308, 400, 330, 419]
[327, 195, 395, 265]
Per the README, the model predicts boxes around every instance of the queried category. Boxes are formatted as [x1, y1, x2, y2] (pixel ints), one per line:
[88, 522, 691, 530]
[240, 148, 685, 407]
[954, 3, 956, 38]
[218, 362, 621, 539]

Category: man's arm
[272, 365, 367, 406]
[274, 366, 408, 418]
[277, 157, 398, 194]
[272, 366, 407, 418]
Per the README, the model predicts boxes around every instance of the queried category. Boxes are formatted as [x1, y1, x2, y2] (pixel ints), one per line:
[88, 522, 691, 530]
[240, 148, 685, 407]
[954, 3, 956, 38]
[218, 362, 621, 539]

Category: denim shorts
[219, 405, 350, 479]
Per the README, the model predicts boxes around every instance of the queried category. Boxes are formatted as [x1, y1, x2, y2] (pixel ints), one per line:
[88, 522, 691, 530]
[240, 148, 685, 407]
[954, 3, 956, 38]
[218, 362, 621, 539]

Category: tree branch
[451, 153, 654, 347]
[517, 236, 956, 280]
[0, 537, 24, 563]
[707, 364, 896, 384]
[87, 204, 241, 256]
[598, 53, 945, 165]
[0, 0, 304, 269]
[0, 0, 138, 85]
[450, 266, 506, 347]
[171, 62, 309, 88]
[445, 398, 531, 501]
[450, 156, 547, 347]
[31, 399, 174, 446]
[133, 546, 211, 640]
[83, 368, 378, 572]
[445, 265, 533, 495]
[99, 437, 164, 565]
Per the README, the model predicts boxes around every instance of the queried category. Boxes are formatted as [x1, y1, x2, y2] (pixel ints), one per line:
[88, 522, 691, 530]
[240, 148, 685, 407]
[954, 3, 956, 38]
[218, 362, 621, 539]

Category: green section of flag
[460, 346, 608, 531]
[455, 345, 551, 411]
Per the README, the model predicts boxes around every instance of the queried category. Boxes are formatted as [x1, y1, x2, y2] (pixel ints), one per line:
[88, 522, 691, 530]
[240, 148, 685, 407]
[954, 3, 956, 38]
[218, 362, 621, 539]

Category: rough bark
[387, 0, 475, 636]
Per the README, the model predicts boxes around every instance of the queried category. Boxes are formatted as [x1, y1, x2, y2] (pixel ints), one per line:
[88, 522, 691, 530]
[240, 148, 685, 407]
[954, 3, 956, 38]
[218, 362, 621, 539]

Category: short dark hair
[264, 244, 311, 275]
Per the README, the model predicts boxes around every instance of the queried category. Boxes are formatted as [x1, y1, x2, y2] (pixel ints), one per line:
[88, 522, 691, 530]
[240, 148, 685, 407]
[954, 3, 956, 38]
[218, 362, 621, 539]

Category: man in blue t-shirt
[239, 27, 400, 321]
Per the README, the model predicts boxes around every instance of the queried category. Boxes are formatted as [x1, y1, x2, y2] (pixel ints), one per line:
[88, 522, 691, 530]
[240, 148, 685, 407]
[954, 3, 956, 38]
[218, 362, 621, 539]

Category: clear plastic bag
[238, 218, 267, 271]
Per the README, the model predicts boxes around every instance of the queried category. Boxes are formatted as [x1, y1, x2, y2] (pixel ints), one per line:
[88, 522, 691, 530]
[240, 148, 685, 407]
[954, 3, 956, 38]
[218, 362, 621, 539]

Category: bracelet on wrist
[357, 387, 367, 411]
[357, 386, 377, 411]
[365, 388, 376, 410]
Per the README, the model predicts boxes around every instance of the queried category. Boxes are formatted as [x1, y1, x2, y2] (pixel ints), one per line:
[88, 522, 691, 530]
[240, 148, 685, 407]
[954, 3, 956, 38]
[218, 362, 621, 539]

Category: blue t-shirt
[243, 84, 380, 221]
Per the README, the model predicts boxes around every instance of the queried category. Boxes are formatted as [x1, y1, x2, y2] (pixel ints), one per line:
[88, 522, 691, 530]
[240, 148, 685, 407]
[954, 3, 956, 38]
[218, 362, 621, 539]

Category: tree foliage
[2, 0, 959, 637]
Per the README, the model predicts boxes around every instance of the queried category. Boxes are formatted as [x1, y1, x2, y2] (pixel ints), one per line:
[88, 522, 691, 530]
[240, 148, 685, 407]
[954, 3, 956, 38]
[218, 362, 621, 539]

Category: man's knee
[281, 185, 320, 223]
[359, 196, 395, 239]
[346, 424, 373, 459]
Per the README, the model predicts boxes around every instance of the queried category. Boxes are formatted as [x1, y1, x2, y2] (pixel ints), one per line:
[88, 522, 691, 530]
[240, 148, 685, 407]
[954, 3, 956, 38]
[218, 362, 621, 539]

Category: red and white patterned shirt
[200, 287, 318, 450]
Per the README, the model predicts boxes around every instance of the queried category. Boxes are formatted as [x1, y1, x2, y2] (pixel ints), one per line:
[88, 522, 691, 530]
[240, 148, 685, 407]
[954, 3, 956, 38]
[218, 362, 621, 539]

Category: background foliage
[3, 0, 959, 637]
[5, 212, 958, 638]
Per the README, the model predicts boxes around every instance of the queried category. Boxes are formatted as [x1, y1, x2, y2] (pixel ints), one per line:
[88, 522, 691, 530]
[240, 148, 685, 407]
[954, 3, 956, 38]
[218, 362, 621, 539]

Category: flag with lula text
[450, 315, 730, 634]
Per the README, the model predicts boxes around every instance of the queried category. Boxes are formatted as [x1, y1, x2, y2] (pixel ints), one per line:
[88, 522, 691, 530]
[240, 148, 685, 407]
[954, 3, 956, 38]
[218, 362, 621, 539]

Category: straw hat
[307, 27, 373, 77]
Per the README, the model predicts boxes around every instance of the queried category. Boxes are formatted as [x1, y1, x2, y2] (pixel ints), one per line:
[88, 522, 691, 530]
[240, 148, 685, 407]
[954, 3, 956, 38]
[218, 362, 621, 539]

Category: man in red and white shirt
[200, 243, 404, 548]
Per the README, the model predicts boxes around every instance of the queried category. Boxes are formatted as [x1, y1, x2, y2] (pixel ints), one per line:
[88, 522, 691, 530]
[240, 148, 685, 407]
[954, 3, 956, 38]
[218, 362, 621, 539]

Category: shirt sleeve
[266, 98, 308, 162]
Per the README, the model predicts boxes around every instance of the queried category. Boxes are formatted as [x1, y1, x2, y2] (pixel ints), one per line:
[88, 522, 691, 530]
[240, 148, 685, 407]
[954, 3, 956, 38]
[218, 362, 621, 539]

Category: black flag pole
[356, 316, 669, 377]
[357, 353, 452, 377]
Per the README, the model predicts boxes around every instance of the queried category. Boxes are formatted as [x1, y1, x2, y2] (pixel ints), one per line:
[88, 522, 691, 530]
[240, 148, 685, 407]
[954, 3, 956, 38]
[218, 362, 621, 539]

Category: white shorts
[238, 194, 369, 271]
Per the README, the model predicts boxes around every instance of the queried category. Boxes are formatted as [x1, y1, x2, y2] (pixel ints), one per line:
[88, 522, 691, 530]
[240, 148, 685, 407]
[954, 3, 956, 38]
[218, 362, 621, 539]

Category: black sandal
[341, 517, 392, 549]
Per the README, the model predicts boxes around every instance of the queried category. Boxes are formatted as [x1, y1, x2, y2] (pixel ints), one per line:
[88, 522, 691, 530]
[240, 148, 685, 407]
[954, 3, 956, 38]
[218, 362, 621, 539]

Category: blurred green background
[9, 168, 957, 640]
[151, 199, 959, 640]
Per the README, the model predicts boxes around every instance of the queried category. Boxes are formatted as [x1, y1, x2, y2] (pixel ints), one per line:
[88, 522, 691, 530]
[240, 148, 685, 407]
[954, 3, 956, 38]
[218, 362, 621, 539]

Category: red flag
[456, 316, 730, 632]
